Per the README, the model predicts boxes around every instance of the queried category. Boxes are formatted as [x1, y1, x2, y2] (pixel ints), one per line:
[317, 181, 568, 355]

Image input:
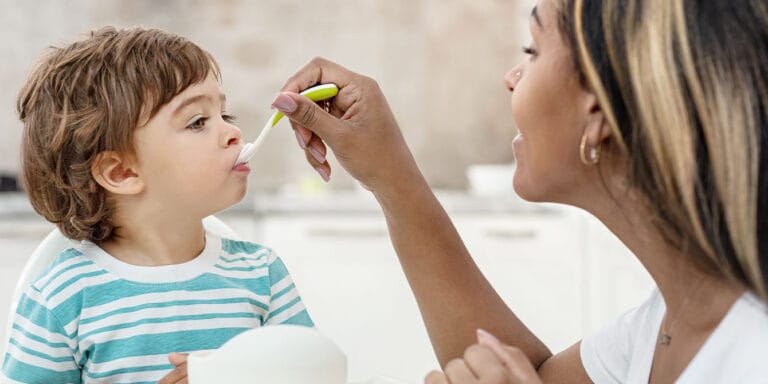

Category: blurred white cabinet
[240, 213, 436, 383]
[453, 210, 585, 353]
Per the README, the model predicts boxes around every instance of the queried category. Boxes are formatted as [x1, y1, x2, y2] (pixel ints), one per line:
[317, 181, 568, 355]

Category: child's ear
[91, 151, 144, 195]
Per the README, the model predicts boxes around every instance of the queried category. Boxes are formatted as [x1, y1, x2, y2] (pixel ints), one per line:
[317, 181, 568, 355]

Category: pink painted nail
[272, 93, 297, 113]
[295, 130, 307, 149]
[309, 147, 326, 164]
[315, 166, 330, 182]
[477, 328, 499, 345]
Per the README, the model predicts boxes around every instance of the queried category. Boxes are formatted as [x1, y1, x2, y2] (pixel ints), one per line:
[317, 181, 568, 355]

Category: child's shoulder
[28, 247, 91, 291]
[218, 236, 274, 259]
[211, 236, 285, 275]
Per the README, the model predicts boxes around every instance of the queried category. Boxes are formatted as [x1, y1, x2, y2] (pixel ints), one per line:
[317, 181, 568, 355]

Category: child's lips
[233, 162, 250, 172]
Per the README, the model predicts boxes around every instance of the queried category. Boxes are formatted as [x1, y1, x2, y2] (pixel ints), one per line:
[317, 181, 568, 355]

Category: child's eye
[522, 45, 538, 57]
[222, 113, 237, 123]
[187, 117, 208, 130]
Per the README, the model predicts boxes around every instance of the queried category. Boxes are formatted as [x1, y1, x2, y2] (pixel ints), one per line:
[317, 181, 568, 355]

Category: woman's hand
[157, 352, 189, 384]
[275, 57, 425, 197]
[424, 330, 543, 384]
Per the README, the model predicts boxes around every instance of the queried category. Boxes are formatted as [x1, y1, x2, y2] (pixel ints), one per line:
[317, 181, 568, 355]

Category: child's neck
[99, 214, 207, 267]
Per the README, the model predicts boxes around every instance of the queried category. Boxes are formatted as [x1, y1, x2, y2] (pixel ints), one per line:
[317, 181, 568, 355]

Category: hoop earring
[579, 134, 600, 165]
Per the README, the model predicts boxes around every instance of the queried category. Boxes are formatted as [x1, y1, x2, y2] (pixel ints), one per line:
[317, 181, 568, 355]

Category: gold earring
[579, 134, 600, 165]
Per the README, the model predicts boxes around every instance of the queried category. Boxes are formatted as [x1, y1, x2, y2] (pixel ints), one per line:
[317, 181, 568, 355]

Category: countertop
[0, 189, 558, 220]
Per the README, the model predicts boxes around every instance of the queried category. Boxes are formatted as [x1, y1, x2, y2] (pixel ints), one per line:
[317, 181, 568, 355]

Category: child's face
[132, 72, 248, 218]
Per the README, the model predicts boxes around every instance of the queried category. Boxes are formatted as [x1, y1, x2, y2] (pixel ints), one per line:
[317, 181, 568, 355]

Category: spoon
[235, 83, 339, 165]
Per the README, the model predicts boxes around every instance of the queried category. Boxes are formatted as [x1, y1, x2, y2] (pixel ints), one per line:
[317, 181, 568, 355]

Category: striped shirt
[2, 233, 313, 383]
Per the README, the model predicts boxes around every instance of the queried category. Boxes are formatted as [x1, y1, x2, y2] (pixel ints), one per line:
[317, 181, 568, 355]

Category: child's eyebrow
[531, 6, 543, 29]
[173, 93, 227, 116]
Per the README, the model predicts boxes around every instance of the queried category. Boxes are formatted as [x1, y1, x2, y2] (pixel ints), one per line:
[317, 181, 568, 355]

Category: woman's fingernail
[477, 328, 499, 345]
[295, 130, 307, 149]
[315, 166, 330, 182]
[309, 147, 326, 164]
[272, 93, 297, 113]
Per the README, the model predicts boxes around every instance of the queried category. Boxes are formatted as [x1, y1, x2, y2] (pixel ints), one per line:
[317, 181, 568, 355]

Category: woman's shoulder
[679, 291, 768, 382]
[721, 291, 768, 341]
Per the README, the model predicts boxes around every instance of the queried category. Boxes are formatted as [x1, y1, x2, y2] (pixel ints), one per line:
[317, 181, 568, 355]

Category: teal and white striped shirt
[2, 233, 313, 383]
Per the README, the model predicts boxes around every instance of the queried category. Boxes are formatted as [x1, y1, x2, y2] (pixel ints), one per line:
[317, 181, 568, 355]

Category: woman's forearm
[374, 178, 552, 368]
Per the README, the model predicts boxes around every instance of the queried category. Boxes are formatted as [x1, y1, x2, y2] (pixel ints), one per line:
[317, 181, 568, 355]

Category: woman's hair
[554, 0, 768, 300]
[18, 26, 219, 242]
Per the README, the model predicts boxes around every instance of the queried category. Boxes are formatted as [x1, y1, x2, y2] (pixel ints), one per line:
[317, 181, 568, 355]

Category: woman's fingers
[304, 146, 331, 182]
[424, 370, 450, 384]
[444, 357, 479, 383]
[276, 57, 421, 195]
[476, 329, 542, 383]
[463, 344, 511, 382]
[294, 127, 310, 150]
[306, 134, 327, 164]
[424, 333, 546, 384]
[281, 57, 356, 95]
[424, 371, 450, 384]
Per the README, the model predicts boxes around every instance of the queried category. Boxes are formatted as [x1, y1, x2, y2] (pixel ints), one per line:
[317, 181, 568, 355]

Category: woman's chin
[512, 171, 544, 202]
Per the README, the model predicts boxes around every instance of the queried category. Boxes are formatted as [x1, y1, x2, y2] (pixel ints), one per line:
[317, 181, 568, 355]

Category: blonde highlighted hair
[555, 0, 768, 300]
[18, 26, 219, 242]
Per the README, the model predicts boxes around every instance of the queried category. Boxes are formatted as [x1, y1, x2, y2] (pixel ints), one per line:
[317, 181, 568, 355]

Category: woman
[271, 0, 768, 382]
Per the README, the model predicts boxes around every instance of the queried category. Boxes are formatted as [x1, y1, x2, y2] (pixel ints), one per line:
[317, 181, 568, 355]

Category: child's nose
[224, 124, 242, 147]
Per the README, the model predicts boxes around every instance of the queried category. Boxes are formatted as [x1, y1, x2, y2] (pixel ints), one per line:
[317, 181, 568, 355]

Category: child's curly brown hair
[18, 26, 219, 242]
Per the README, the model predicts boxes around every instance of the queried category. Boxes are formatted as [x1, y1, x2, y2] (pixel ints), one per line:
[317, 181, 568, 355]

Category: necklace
[658, 275, 707, 346]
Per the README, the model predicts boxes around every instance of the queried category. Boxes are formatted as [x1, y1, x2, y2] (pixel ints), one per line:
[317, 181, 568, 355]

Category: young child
[2, 27, 313, 383]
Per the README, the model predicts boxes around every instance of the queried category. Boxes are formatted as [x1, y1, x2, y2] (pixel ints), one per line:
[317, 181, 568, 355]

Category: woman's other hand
[157, 352, 189, 384]
[275, 57, 424, 196]
[424, 329, 543, 384]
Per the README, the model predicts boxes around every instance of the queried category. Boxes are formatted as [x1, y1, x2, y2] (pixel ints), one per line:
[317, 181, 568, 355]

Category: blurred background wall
[0, 0, 535, 191]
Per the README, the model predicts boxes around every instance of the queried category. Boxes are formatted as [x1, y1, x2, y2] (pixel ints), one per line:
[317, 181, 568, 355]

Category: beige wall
[0, 0, 535, 190]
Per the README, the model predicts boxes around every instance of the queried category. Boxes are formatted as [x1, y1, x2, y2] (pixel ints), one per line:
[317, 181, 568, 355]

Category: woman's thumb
[272, 92, 334, 138]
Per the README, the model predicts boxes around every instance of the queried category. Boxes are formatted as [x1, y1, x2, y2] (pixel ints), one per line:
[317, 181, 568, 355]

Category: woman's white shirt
[580, 288, 768, 383]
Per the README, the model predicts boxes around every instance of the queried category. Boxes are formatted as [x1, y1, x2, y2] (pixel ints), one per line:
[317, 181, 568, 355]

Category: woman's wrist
[371, 167, 432, 211]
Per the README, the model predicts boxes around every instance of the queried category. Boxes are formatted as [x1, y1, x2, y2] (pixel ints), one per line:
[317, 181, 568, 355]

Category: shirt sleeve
[263, 251, 314, 327]
[580, 289, 661, 384]
[2, 287, 81, 384]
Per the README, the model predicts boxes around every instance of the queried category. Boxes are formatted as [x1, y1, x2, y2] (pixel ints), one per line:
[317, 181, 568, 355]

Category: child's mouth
[233, 162, 250, 172]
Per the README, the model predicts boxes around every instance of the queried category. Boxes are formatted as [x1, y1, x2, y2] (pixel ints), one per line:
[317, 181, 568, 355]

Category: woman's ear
[583, 93, 613, 144]
[91, 151, 144, 195]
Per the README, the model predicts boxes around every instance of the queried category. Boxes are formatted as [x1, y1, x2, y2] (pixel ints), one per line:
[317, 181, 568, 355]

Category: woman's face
[506, 0, 594, 203]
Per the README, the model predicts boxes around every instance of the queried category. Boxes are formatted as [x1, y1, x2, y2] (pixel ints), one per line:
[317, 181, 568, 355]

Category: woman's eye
[187, 117, 208, 130]
[222, 113, 237, 123]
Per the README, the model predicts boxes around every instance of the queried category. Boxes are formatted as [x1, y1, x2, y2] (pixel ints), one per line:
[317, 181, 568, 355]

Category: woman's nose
[504, 66, 523, 91]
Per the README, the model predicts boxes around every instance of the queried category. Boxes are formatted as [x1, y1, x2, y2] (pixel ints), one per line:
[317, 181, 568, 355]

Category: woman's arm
[275, 58, 584, 378]
[373, 170, 551, 367]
